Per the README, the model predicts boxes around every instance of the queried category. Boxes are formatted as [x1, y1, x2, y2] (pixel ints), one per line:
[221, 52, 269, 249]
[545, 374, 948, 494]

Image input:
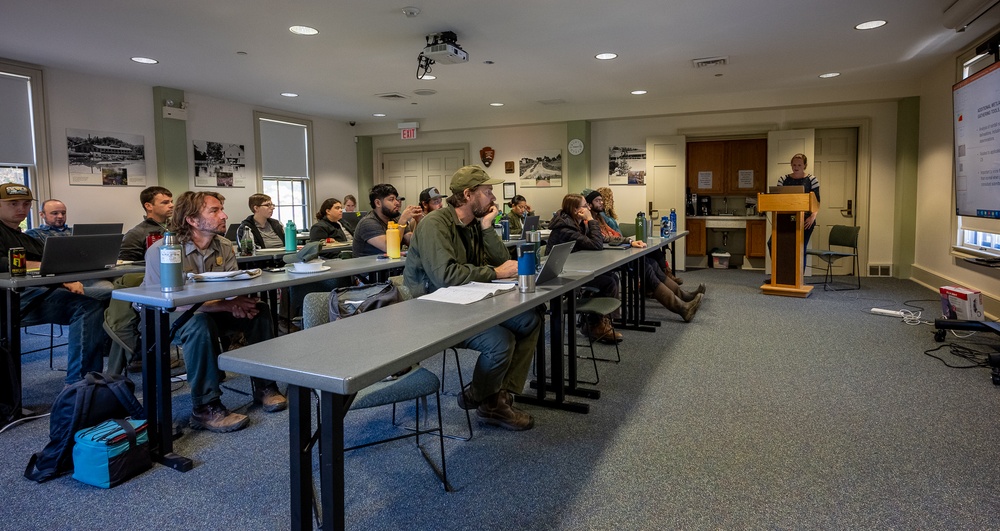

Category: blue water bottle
[500, 218, 510, 241]
[517, 243, 536, 293]
[159, 232, 183, 293]
[660, 216, 670, 238]
[284, 219, 297, 252]
[669, 208, 677, 234]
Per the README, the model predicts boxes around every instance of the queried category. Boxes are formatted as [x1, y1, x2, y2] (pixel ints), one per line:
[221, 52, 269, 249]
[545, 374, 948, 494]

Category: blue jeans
[170, 302, 273, 408]
[20, 287, 107, 384]
[460, 308, 542, 401]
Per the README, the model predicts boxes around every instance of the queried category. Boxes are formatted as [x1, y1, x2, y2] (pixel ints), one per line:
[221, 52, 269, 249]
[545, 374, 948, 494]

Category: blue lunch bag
[71, 418, 151, 488]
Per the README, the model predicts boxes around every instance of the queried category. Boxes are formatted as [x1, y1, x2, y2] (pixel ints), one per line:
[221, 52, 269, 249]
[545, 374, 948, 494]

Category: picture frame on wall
[503, 181, 516, 200]
[518, 150, 563, 188]
[608, 145, 646, 185]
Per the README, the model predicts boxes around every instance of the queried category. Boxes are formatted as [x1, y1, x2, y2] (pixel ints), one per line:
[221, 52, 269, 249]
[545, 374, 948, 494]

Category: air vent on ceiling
[538, 99, 567, 105]
[692, 56, 729, 68]
[375, 92, 409, 100]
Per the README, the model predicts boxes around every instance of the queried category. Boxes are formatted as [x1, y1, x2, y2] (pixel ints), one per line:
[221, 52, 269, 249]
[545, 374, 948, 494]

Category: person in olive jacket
[404, 166, 540, 432]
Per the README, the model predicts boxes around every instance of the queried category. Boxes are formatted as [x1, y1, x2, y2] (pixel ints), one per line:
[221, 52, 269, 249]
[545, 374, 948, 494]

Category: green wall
[893, 96, 920, 279]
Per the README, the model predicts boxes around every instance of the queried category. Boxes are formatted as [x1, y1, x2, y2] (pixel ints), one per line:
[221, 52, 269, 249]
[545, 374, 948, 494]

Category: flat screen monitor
[953, 60, 1000, 219]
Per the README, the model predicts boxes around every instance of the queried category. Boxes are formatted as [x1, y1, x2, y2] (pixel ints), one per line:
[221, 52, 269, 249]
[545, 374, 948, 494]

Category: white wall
[41, 67, 357, 230]
[372, 101, 901, 266]
[913, 56, 1000, 299]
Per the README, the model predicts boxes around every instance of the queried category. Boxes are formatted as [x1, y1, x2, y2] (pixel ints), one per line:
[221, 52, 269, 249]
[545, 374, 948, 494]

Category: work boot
[457, 385, 481, 410]
[253, 382, 288, 413]
[653, 283, 702, 322]
[667, 270, 684, 286]
[477, 390, 534, 431]
[190, 400, 249, 433]
[589, 317, 623, 344]
[678, 283, 707, 302]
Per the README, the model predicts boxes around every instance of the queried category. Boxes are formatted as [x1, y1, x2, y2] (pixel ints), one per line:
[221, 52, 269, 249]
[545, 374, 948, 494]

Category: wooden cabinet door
[746, 219, 767, 258]
[686, 218, 706, 256]
[726, 139, 767, 194]
[686, 141, 726, 195]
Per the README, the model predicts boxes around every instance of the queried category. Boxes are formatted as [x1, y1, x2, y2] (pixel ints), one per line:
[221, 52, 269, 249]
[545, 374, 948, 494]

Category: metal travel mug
[517, 243, 536, 293]
[525, 230, 542, 272]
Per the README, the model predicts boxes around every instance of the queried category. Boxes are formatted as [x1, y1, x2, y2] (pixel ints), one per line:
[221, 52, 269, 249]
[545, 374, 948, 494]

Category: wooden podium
[758, 192, 819, 297]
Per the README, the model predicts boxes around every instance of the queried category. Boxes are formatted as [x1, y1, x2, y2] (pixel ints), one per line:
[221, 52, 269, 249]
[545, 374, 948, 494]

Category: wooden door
[686, 218, 706, 256]
[766, 129, 815, 274]
[646, 135, 687, 263]
[381, 149, 466, 209]
[687, 141, 726, 195]
[746, 219, 767, 258]
[726, 139, 767, 194]
[813, 128, 858, 276]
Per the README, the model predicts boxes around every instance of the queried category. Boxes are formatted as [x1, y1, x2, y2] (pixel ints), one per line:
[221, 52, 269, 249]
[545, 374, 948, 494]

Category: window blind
[0, 72, 34, 165]
[259, 118, 308, 179]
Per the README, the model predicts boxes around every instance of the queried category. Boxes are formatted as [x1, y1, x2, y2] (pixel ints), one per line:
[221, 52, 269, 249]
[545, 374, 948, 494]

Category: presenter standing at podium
[777, 153, 821, 250]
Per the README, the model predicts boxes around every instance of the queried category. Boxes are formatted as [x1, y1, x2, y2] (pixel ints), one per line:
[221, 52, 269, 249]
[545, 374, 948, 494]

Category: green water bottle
[635, 212, 646, 243]
[159, 232, 183, 292]
[284, 219, 297, 252]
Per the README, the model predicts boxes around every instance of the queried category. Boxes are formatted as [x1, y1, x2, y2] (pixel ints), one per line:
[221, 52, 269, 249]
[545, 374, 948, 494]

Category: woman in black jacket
[238, 193, 284, 249]
[309, 197, 352, 243]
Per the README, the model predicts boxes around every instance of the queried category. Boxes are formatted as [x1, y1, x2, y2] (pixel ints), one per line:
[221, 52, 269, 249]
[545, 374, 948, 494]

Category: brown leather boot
[667, 270, 684, 286]
[653, 283, 702, 322]
[678, 283, 707, 302]
[477, 390, 534, 431]
[591, 317, 623, 344]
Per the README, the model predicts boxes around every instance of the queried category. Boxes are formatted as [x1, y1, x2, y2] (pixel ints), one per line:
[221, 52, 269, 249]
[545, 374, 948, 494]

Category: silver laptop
[768, 185, 805, 194]
[535, 241, 575, 285]
[72, 223, 123, 236]
[36, 234, 123, 276]
[521, 215, 540, 234]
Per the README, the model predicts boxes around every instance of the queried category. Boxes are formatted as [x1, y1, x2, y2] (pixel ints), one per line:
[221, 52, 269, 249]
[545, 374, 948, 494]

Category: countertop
[686, 215, 765, 220]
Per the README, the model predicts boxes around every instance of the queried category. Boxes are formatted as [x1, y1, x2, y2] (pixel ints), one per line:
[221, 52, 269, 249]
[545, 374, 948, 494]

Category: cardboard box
[940, 285, 984, 321]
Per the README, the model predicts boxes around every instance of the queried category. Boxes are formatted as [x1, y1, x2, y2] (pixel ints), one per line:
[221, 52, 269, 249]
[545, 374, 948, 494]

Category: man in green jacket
[404, 166, 540, 431]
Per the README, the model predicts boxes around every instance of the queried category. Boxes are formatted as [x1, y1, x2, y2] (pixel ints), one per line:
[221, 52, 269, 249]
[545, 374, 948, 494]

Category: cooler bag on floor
[72, 418, 151, 488]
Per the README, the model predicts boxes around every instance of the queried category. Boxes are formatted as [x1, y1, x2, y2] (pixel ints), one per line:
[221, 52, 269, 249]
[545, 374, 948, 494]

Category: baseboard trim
[910, 264, 998, 322]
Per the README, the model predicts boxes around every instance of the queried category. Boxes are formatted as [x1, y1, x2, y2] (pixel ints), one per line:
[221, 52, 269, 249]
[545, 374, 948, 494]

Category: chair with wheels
[301, 291, 450, 490]
[807, 224, 861, 291]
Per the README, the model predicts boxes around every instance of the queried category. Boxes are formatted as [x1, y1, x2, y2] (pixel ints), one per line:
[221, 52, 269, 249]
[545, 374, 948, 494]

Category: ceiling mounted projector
[417, 31, 467, 79]
[423, 42, 468, 64]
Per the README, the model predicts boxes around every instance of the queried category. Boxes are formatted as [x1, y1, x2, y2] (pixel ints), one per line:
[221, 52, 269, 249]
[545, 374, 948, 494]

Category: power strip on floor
[870, 308, 905, 318]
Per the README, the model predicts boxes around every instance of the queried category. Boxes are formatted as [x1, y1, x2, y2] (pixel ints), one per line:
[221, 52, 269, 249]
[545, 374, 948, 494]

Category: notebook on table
[34, 234, 123, 276]
[72, 223, 123, 236]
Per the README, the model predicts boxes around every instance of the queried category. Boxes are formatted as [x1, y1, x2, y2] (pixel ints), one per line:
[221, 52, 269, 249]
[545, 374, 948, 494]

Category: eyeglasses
[259, 202, 274, 208]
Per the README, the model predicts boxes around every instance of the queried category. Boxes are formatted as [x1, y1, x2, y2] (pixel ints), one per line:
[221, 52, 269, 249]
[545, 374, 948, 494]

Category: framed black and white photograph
[518, 150, 562, 188]
[193, 140, 247, 187]
[67, 128, 146, 186]
[608, 145, 646, 185]
[503, 181, 516, 200]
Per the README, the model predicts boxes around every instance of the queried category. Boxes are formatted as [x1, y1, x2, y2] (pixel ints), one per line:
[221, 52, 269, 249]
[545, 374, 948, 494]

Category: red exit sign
[401, 128, 417, 140]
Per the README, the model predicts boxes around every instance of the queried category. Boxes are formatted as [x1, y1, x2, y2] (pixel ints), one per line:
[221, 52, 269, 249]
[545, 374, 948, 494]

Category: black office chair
[807, 224, 861, 291]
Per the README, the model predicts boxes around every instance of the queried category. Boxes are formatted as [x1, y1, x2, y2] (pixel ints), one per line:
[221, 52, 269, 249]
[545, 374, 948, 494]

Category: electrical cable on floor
[923, 343, 991, 369]
[0, 412, 50, 435]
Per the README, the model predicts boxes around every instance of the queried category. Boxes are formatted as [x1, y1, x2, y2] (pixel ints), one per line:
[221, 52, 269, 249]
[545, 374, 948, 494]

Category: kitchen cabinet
[746, 219, 767, 258]
[686, 218, 706, 256]
[687, 138, 767, 196]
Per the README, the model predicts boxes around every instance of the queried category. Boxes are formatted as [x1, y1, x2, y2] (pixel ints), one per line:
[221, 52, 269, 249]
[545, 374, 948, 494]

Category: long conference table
[214, 232, 686, 530]
[0, 265, 144, 426]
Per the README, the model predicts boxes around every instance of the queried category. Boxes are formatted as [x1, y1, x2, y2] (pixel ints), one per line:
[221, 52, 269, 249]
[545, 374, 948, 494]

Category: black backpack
[327, 282, 401, 321]
[24, 372, 145, 483]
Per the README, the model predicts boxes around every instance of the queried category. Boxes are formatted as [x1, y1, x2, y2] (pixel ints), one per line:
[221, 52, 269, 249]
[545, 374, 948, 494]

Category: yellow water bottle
[386, 221, 401, 258]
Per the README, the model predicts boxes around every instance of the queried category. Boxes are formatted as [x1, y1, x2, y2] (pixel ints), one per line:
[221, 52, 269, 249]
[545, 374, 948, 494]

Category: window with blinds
[255, 113, 313, 230]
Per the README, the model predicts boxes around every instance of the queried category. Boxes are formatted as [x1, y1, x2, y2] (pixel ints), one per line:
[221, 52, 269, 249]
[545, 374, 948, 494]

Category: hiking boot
[457, 385, 481, 410]
[253, 383, 288, 413]
[678, 283, 707, 302]
[190, 400, 249, 433]
[477, 390, 534, 431]
[581, 318, 622, 344]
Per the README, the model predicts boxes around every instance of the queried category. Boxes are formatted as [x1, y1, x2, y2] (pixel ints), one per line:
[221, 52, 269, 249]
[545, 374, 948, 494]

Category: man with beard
[404, 166, 541, 431]
[142, 191, 286, 433]
[351, 183, 422, 257]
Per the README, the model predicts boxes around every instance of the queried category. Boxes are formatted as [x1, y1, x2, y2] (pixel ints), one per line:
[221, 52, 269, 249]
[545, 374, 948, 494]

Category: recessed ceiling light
[130, 57, 158, 64]
[289, 25, 319, 36]
[490, 102, 504, 107]
[631, 90, 647, 95]
[595, 53, 618, 60]
[280, 92, 298, 98]
[819, 72, 840, 78]
[855, 20, 887, 30]
[372, 113, 386, 117]
[420, 74, 436, 80]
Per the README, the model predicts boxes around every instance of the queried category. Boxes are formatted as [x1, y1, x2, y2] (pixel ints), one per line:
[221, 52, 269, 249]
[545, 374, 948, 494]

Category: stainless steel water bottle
[159, 232, 183, 292]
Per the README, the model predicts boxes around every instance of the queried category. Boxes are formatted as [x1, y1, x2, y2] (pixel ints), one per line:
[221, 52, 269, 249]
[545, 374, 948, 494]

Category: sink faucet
[723, 197, 729, 215]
